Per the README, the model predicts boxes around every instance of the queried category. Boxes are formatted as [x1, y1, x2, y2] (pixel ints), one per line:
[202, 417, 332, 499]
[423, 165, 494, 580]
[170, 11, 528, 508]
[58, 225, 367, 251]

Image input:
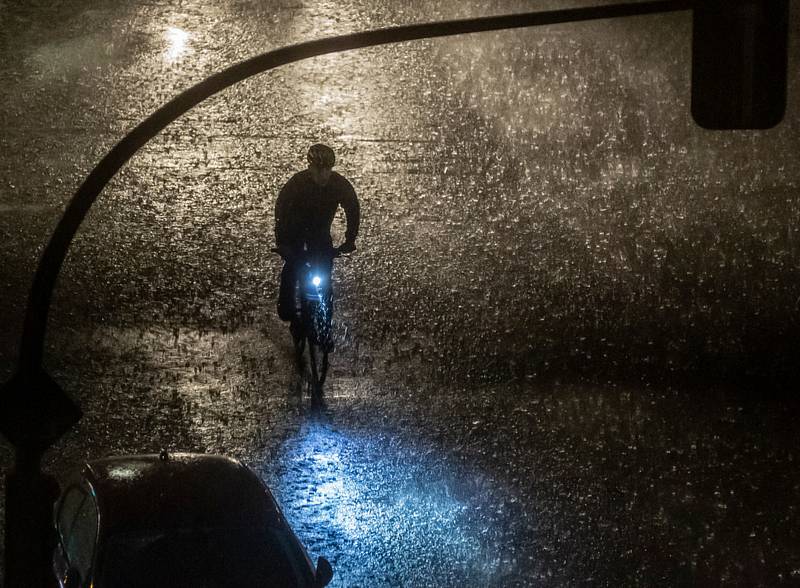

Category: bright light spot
[268, 422, 505, 584]
[164, 27, 189, 62]
[312, 276, 322, 287]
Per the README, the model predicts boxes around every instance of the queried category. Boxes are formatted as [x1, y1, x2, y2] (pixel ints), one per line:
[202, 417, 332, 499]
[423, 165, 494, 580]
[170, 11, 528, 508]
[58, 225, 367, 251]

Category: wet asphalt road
[2, 0, 800, 585]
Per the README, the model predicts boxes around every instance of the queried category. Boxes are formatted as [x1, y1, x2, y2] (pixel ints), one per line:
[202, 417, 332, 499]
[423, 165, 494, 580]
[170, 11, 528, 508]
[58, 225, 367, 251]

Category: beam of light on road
[164, 27, 190, 63]
[265, 421, 505, 586]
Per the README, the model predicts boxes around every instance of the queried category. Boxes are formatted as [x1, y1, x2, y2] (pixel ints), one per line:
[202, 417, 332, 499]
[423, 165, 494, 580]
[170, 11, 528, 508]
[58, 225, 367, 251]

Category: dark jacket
[274, 169, 360, 250]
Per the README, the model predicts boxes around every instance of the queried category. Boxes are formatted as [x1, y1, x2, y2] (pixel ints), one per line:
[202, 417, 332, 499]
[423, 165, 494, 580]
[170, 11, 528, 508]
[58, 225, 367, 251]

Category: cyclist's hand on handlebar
[337, 241, 356, 255]
[272, 245, 293, 261]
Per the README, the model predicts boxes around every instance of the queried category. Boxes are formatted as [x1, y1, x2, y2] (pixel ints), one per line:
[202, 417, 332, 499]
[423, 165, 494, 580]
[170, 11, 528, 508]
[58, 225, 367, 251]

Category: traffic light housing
[692, 0, 789, 129]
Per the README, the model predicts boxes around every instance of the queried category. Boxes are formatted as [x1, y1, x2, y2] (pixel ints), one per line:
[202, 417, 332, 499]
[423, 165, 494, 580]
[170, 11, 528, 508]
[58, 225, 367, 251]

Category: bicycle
[273, 246, 343, 400]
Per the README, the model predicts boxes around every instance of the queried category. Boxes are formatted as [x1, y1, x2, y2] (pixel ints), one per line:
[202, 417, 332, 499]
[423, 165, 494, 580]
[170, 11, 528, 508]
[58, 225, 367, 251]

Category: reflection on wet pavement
[264, 419, 503, 587]
[163, 27, 191, 63]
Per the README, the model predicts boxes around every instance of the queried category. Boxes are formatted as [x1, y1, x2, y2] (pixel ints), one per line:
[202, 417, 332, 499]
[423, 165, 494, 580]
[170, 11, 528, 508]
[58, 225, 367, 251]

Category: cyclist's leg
[278, 260, 298, 321]
[292, 327, 306, 375]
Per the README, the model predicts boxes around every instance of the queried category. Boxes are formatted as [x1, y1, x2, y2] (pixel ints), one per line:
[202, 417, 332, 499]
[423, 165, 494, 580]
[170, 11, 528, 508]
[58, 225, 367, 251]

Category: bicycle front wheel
[307, 341, 329, 399]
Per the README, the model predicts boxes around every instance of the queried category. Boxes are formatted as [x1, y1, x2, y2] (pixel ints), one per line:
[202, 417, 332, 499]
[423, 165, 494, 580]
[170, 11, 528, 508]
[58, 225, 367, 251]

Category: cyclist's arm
[340, 180, 360, 247]
[274, 180, 294, 248]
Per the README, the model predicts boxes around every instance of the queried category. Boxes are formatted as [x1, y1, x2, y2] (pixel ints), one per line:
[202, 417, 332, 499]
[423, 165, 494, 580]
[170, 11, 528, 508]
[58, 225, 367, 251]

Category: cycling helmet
[307, 143, 336, 168]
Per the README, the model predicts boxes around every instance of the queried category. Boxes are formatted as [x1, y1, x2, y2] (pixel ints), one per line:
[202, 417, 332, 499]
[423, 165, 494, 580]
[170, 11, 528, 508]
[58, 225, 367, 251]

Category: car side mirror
[315, 556, 333, 587]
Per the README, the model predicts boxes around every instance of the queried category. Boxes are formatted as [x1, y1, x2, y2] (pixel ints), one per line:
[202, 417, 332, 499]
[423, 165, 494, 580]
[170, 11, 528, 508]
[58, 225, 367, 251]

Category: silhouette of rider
[274, 143, 360, 321]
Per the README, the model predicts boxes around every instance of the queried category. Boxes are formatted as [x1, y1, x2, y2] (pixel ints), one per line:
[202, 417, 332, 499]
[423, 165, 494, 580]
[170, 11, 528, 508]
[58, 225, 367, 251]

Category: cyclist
[274, 143, 360, 321]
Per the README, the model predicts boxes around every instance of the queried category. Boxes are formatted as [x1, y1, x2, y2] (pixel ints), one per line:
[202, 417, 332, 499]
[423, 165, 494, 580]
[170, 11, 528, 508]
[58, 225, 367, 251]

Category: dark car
[52, 452, 333, 587]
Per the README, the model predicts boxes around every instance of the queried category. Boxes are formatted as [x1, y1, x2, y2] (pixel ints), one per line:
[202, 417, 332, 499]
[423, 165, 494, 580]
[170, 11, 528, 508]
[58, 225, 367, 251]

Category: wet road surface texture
[2, 0, 800, 585]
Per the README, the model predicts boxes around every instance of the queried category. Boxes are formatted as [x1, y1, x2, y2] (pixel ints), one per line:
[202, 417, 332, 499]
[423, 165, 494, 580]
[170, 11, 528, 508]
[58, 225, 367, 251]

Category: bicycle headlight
[312, 275, 322, 287]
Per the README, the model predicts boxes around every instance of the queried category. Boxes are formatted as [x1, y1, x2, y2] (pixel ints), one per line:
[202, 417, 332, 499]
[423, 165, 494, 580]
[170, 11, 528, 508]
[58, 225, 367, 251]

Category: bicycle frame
[277, 247, 340, 399]
[297, 254, 335, 351]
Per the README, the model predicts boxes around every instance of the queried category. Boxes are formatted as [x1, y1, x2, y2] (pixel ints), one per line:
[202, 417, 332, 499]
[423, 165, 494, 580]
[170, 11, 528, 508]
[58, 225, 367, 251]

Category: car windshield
[96, 524, 314, 587]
